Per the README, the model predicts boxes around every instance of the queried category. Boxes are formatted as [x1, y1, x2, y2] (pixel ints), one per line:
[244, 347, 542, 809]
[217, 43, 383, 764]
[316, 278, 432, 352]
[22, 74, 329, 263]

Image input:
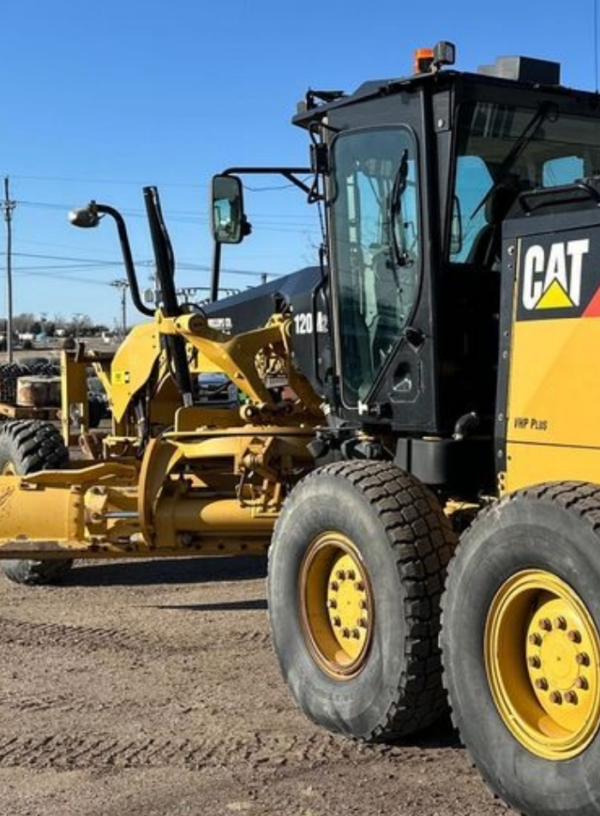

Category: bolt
[535, 678, 549, 691]
[327, 599, 338, 610]
[342, 628, 351, 639]
[358, 618, 368, 629]
[564, 691, 578, 705]
[554, 616, 567, 630]
[355, 581, 365, 592]
[335, 570, 346, 581]
[576, 677, 589, 690]
[576, 653, 590, 666]
[528, 656, 541, 669]
[359, 599, 368, 610]
[539, 618, 552, 632]
[352, 629, 361, 639]
[330, 581, 339, 592]
[529, 633, 542, 646]
[332, 616, 341, 628]
[568, 630, 582, 644]
[347, 570, 356, 581]
[549, 692, 563, 705]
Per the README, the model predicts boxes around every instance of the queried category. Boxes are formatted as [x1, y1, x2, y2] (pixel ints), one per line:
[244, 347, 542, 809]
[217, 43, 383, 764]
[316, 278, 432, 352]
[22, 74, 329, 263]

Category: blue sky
[2, 0, 598, 327]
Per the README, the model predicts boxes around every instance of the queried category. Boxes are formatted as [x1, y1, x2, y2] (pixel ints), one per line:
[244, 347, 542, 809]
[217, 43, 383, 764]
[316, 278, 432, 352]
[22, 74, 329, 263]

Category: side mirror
[210, 175, 246, 244]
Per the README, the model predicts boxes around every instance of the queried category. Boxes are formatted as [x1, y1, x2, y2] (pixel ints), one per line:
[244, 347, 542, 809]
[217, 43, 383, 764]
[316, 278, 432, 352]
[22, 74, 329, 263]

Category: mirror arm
[210, 241, 222, 303]
[93, 203, 154, 318]
[221, 166, 313, 195]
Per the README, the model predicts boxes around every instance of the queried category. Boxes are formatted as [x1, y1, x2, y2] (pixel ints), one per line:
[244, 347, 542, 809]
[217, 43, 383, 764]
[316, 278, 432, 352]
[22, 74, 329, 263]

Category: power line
[17, 199, 318, 231]
[10, 173, 205, 189]
[12, 251, 286, 279]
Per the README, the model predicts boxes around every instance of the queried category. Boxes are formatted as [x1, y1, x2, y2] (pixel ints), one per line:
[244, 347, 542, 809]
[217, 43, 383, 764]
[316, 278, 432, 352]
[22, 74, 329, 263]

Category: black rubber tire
[0, 362, 31, 403]
[0, 420, 73, 586]
[442, 482, 600, 816]
[267, 460, 457, 741]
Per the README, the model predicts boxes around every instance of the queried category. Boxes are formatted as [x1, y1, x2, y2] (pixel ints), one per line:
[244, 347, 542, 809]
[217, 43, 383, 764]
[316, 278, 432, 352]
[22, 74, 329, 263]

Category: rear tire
[268, 460, 457, 740]
[442, 482, 600, 816]
[0, 421, 73, 586]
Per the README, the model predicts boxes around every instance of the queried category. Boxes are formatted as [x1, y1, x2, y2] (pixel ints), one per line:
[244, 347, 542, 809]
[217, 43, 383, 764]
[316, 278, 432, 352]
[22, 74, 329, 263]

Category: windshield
[451, 102, 600, 264]
[331, 128, 420, 405]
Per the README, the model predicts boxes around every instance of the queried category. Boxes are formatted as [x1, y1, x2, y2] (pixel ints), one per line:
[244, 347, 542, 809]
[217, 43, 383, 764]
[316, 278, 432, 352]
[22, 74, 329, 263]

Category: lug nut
[332, 616, 341, 628]
[528, 656, 541, 669]
[330, 581, 339, 592]
[355, 581, 365, 592]
[535, 678, 549, 691]
[576, 677, 589, 690]
[342, 628, 351, 639]
[347, 570, 356, 581]
[539, 618, 552, 632]
[529, 633, 542, 646]
[554, 616, 567, 630]
[335, 570, 346, 581]
[352, 628, 361, 639]
[568, 630, 582, 644]
[359, 599, 368, 610]
[358, 618, 368, 629]
[564, 691, 578, 705]
[576, 653, 590, 666]
[550, 692, 563, 705]
[327, 599, 338, 610]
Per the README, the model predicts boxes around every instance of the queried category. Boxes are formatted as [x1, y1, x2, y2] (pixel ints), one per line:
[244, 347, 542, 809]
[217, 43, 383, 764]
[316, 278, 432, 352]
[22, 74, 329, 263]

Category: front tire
[442, 482, 600, 816]
[0, 421, 73, 585]
[267, 461, 457, 740]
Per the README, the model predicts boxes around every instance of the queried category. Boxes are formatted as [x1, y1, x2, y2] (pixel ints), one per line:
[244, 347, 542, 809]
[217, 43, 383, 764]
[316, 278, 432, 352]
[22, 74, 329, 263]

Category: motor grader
[4, 41, 600, 816]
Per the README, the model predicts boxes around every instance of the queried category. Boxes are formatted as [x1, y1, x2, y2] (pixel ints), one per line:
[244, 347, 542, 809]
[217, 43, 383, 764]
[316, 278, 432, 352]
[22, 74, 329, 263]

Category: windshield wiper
[389, 148, 410, 267]
[470, 102, 558, 220]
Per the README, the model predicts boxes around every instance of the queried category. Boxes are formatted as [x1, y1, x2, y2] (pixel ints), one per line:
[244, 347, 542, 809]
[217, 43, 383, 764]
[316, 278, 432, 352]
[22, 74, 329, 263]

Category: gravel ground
[0, 556, 515, 816]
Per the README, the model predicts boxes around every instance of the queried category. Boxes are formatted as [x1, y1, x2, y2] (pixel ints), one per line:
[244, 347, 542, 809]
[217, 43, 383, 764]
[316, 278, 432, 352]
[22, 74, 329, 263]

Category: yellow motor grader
[6, 42, 600, 816]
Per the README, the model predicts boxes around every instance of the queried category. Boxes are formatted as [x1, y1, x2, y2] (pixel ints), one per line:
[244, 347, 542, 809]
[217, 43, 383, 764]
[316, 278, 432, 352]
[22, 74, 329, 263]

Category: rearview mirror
[211, 175, 245, 244]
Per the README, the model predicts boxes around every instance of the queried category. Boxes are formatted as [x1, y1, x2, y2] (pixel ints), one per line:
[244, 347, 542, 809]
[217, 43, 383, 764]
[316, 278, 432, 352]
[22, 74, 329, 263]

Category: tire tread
[272, 460, 457, 741]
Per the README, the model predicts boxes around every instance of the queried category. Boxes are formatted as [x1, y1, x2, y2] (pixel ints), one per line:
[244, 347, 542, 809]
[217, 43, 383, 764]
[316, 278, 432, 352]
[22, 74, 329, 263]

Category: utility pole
[2, 177, 15, 362]
[111, 279, 129, 337]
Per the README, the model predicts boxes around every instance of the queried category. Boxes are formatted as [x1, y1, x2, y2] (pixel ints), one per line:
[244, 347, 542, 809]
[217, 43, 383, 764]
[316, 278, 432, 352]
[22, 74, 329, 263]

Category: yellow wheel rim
[299, 531, 373, 680]
[485, 569, 600, 759]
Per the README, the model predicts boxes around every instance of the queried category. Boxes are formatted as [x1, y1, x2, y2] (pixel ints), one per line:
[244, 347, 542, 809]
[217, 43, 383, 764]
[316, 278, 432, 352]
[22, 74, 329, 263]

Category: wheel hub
[300, 532, 374, 679]
[485, 570, 600, 760]
[525, 598, 594, 734]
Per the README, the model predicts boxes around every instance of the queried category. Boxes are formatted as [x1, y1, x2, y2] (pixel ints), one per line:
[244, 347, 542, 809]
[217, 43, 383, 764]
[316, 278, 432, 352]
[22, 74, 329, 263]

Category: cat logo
[517, 234, 600, 322]
[522, 239, 589, 311]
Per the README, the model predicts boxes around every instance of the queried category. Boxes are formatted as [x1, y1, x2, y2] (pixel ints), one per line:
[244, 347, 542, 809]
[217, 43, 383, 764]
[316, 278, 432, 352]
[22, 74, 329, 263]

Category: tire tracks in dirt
[0, 729, 378, 772]
[0, 615, 270, 656]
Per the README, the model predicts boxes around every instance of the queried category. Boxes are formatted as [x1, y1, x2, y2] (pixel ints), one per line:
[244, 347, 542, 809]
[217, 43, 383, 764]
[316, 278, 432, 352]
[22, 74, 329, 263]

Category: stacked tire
[0, 362, 33, 403]
[0, 420, 73, 585]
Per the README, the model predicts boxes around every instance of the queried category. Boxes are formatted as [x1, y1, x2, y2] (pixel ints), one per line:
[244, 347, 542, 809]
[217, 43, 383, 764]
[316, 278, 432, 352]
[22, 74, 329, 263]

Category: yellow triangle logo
[535, 279, 574, 309]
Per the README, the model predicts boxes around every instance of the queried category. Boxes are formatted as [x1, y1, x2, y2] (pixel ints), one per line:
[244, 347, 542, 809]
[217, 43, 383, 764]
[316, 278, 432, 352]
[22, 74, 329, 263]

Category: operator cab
[292, 45, 600, 493]
[209, 45, 600, 497]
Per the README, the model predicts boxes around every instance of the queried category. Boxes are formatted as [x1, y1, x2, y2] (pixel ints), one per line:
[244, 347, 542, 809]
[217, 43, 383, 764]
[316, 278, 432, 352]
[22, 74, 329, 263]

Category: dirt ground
[0, 556, 515, 816]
